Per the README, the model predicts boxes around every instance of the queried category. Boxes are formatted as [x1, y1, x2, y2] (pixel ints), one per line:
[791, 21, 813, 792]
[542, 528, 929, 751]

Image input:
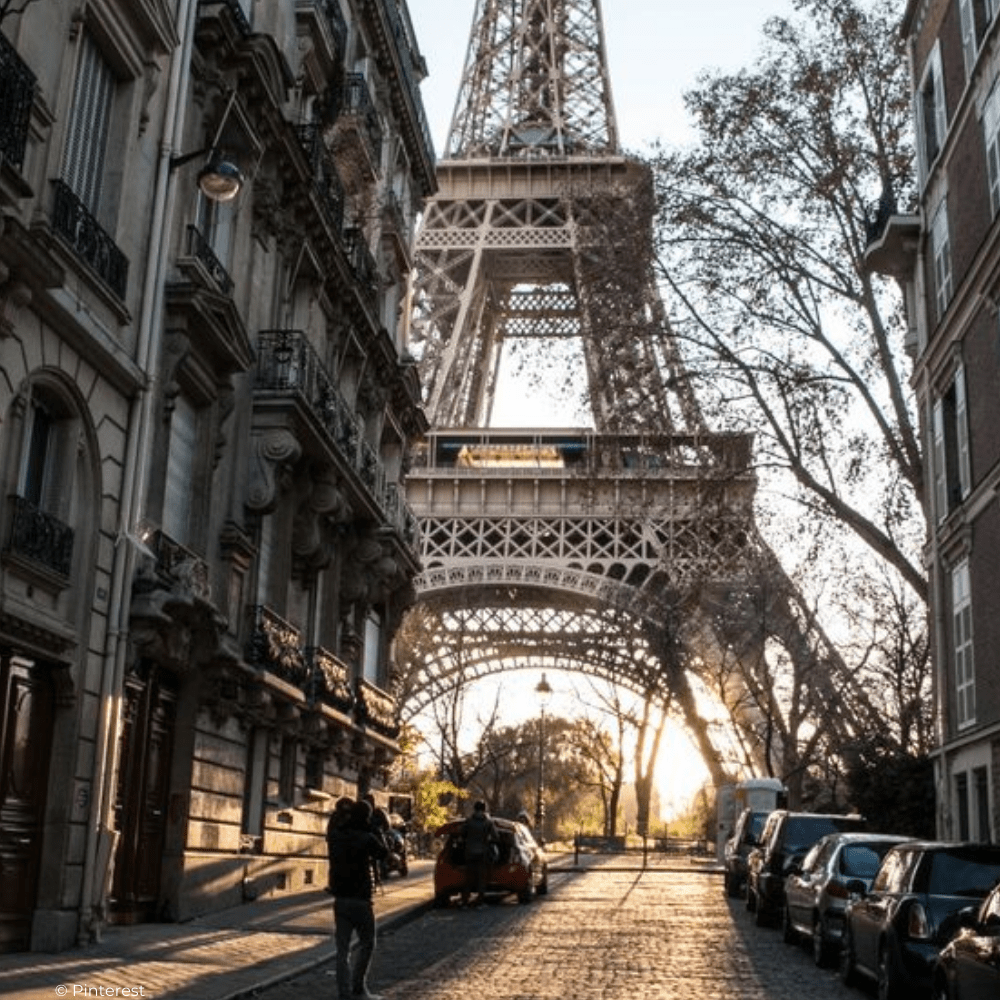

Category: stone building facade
[868, 0, 1000, 842]
[0, 0, 434, 952]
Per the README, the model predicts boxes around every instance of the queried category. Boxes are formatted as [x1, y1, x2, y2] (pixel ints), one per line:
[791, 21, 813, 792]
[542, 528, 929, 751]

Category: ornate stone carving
[246, 428, 302, 512]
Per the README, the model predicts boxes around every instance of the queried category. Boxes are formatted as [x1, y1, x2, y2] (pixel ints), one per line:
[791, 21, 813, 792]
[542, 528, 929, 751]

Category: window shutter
[960, 0, 977, 76]
[933, 399, 947, 521]
[984, 82, 1000, 215]
[955, 365, 971, 498]
[62, 32, 114, 214]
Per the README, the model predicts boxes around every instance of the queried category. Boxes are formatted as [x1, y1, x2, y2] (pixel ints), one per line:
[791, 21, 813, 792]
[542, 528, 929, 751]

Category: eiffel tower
[397, 0, 851, 792]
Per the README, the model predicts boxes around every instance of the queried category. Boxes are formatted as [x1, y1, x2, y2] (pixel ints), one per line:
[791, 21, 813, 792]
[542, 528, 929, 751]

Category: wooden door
[0, 656, 55, 953]
[109, 664, 176, 923]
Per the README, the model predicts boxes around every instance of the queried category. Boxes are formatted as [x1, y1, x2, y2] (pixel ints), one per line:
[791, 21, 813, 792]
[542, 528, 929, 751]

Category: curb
[218, 896, 435, 1000]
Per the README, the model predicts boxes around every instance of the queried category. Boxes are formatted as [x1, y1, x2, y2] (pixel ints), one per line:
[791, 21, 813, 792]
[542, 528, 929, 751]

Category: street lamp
[534, 673, 553, 838]
[170, 89, 246, 203]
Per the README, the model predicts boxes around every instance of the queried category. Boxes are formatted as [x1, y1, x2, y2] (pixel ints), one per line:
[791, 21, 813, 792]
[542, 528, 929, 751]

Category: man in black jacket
[328, 799, 388, 1000]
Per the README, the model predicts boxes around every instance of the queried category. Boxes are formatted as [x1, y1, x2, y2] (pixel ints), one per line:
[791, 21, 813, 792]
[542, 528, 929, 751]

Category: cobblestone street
[258, 865, 863, 1000]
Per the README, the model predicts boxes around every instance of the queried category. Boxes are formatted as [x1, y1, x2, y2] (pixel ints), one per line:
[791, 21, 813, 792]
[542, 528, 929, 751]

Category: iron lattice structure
[398, 0, 856, 782]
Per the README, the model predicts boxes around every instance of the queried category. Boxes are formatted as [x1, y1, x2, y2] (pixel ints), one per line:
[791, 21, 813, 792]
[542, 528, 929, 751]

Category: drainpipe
[77, 0, 198, 944]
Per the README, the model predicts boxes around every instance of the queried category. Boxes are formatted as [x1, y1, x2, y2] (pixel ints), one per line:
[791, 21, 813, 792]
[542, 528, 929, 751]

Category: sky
[406, 0, 798, 155]
[400, 1, 800, 818]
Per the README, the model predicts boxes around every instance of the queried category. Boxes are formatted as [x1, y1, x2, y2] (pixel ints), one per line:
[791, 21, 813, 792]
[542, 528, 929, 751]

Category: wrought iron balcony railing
[319, 0, 347, 63]
[246, 604, 308, 685]
[305, 645, 354, 712]
[50, 180, 129, 300]
[255, 330, 417, 536]
[0, 31, 36, 173]
[343, 227, 379, 302]
[185, 224, 234, 295]
[340, 73, 384, 168]
[6, 494, 74, 579]
[295, 124, 346, 235]
[199, 0, 252, 36]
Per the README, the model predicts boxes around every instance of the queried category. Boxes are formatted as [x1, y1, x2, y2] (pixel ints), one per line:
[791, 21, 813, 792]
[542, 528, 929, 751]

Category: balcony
[183, 224, 234, 295]
[254, 330, 417, 538]
[198, 0, 252, 36]
[356, 677, 399, 738]
[344, 227, 380, 303]
[0, 31, 35, 175]
[336, 74, 384, 178]
[863, 194, 920, 280]
[50, 179, 129, 300]
[306, 645, 354, 713]
[295, 124, 346, 236]
[4, 494, 73, 583]
[246, 604, 308, 686]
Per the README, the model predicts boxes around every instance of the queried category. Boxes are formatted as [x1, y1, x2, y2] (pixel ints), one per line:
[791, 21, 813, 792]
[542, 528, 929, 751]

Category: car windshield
[748, 813, 767, 840]
[840, 844, 888, 880]
[784, 817, 856, 853]
[926, 851, 1000, 897]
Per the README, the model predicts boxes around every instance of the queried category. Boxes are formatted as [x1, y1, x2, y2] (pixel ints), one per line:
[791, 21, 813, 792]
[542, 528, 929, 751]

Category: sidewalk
[0, 862, 436, 1000]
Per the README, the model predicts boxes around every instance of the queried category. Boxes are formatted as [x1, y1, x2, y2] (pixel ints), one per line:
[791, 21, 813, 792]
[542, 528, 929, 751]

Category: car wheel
[781, 905, 797, 944]
[811, 916, 829, 967]
[433, 892, 450, 908]
[746, 886, 757, 912]
[755, 898, 772, 928]
[399, 860, 408, 877]
[536, 873, 549, 896]
[725, 872, 740, 898]
[839, 927, 858, 987]
[877, 942, 901, 1000]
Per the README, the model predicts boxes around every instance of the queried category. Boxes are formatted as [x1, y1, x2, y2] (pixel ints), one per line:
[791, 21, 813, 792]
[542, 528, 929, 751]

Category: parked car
[434, 817, 548, 906]
[724, 807, 771, 898]
[782, 832, 910, 966]
[840, 841, 1000, 1000]
[746, 810, 866, 927]
[932, 879, 1000, 1000]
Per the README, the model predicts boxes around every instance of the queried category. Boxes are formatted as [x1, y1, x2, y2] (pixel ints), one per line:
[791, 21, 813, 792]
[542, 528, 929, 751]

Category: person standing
[328, 799, 388, 1000]
[461, 800, 498, 908]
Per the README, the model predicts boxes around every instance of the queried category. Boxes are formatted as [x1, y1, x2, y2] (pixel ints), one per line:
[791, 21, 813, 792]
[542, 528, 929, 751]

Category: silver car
[782, 832, 910, 966]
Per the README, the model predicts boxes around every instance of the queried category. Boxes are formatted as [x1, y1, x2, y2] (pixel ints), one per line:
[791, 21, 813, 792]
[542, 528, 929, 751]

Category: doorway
[0, 655, 55, 952]
[109, 662, 177, 923]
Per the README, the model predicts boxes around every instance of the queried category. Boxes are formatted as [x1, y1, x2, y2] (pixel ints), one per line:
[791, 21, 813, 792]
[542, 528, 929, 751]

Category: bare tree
[650, 0, 923, 599]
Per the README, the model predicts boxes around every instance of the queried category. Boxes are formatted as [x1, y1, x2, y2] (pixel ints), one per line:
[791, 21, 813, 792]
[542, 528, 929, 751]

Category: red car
[434, 817, 549, 906]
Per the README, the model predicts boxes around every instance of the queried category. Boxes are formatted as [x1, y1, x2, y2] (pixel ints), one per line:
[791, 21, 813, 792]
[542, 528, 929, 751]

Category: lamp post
[534, 673, 553, 838]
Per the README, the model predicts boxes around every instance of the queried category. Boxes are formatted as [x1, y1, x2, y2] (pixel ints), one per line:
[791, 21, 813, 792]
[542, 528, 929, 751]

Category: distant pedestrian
[328, 799, 388, 1000]
[461, 800, 498, 907]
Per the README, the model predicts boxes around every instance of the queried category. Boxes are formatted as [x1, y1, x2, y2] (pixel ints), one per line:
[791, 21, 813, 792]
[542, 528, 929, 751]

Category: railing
[319, 0, 347, 62]
[864, 190, 898, 246]
[340, 73, 384, 168]
[295, 124, 346, 234]
[185, 224, 233, 295]
[356, 677, 399, 738]
[0, 31, 36, 172]
[381, 188, 411, 245]
[50, 180, 129, 300]
[305, 645, 354, 712]
[246, 604, 308, 684]
[254, 330, 418, 536]
[6, 494, 74, 579]
[343, 227, 379, 301]
[199, 0, 252, 35]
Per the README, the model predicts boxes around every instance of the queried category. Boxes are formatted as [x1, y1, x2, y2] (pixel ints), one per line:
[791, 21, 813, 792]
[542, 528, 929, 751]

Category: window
[18, 387, 77, 521]
[161, 394, 199, 546]
[929, 198, 953, 320]
[959, 0, 1000, 76]
[932, 365, 971, 521]
[363, 609, 382, 685]
[956, 772, 971, 840]
[61, 30, 115, 215]
[917, 46, 948, 176]
[951, 559, 975, 729]
[241, 727, 269, 853]
[984, 81, 1000, 216]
